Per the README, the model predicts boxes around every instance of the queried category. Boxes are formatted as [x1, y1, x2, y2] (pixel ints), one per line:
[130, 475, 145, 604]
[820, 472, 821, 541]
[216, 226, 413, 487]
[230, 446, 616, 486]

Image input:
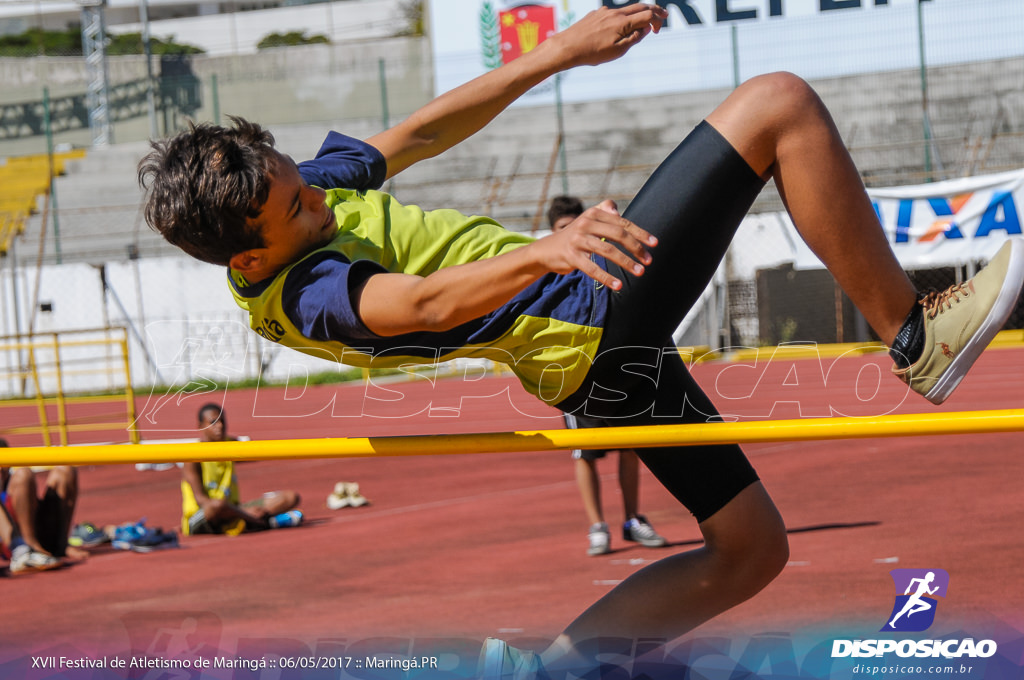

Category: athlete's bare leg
[542, 482, 787, 667]
[706, 72, 918, 346]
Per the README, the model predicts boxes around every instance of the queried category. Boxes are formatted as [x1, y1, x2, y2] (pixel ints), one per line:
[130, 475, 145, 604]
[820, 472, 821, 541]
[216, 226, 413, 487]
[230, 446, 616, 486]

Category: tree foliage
[256, 31, 330, 49]
[398, 0, 425, 37]
[0, 26, 203, 57]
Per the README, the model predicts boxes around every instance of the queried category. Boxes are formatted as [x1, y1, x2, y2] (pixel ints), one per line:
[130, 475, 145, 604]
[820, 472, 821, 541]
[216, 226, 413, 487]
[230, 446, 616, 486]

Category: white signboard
[428, 0, 1024, 104]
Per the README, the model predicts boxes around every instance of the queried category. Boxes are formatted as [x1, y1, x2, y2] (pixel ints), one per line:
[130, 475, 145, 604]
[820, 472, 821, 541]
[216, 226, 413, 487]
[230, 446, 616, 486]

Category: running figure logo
[882, 568, 950, 632]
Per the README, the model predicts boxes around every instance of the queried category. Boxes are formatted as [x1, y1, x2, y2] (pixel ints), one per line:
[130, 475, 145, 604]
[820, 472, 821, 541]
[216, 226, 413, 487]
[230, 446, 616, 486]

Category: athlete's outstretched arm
[366, 4, 665, 179]
[354, 201, 656, 336]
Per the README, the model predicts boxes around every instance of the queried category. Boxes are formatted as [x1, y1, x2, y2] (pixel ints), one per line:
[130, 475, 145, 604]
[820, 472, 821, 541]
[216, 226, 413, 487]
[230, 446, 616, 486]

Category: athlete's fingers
[615, 3, 667, 35]
[576, 209, 656, 264]
[616, 3, 668, 25]
[575, 254, 626, 291]
[578, 203, 651, 241]
[594, 199, 620, 216]
[616, 24, 651, 50]
[555, 228, 647, 280]
[583, 233, 649, 277]
[565, 4, 667, 66]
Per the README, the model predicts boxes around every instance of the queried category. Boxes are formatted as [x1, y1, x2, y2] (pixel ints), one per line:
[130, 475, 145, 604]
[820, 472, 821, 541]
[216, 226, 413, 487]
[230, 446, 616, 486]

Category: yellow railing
[0, 408, 1022, 467]
[0, 327, 138, 446]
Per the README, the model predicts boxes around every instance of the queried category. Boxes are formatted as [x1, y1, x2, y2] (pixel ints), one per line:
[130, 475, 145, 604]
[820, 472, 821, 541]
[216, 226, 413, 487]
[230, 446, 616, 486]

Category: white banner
[787, 168, 1024, 270]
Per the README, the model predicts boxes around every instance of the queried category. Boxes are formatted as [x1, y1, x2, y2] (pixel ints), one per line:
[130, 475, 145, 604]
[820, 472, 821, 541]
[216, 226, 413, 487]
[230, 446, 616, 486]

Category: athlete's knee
[266, 489, 300, 511]
[8, 467, 35, 494]
[701, 487, 789, 597]
[741, 72, 823, 121]
[48, 466, 78, 497]
[204, 498, 231, 520]
[719, 522, 788, 593]
[751, 523, 789, 584]
[708, 72, 830, 173]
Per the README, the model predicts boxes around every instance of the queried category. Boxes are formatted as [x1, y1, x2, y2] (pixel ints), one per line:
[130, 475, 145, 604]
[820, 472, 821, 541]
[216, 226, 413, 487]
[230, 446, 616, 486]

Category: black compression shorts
[558, 121, 766, 523]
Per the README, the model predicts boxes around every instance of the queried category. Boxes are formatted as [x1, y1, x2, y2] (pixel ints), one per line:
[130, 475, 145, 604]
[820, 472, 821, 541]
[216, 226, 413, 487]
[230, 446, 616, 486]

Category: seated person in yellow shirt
[181, 404, 302, 536]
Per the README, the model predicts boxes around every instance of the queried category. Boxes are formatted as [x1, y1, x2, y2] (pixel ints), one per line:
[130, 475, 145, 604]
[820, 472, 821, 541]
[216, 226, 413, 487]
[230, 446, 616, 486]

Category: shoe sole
[69, 536, 110, 548]
[11, 567, 61, 575]
[925, 238, 1024, 404]
[131, 540, 178, 553]
[10, 560, 62, 575]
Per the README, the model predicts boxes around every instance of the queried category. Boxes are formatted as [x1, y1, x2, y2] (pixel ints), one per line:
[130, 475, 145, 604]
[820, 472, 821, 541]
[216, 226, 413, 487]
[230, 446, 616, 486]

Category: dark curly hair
[547, 195, 584, 228]
[138, 116, 278, 266]
[197, 402, 225, 427]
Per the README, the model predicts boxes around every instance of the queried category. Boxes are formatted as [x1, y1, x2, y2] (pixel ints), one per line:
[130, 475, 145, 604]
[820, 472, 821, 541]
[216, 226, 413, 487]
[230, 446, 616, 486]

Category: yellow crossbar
[1, 408, 1023, 467]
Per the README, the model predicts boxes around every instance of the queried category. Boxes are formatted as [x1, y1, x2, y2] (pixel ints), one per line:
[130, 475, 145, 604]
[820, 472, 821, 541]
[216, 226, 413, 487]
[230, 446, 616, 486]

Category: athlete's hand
[534, 199, 657, 290]
[549, 4, 667, 69]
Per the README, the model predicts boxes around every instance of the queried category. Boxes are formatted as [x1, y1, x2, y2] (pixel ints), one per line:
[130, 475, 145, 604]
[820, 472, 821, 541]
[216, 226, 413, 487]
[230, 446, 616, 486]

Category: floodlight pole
[78, 0, 114, 147]
[139, 0, 158, 138]
[554, 73, 568, 196]
[917, 0, 933, 179]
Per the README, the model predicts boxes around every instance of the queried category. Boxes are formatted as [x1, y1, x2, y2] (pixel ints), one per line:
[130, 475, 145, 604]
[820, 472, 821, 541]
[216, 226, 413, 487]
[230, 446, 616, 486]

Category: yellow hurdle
[1, 408, 1023, 467]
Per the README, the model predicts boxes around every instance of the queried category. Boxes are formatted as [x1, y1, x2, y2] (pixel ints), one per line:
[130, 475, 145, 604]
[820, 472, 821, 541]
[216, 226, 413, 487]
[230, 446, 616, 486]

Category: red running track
[1, 346, 1023, 673]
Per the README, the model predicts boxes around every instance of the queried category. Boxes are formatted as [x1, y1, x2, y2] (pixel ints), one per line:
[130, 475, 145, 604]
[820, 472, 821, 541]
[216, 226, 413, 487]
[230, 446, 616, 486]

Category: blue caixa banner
[779, 168, 1024, 272]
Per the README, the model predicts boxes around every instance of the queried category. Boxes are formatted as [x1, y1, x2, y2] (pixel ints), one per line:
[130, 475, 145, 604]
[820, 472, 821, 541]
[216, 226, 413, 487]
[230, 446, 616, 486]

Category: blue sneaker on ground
[112, 519, 179, 552]
[111, 519, 149, 550]
[130, 529, 179, 553]
[69, 522, 110, 548]
[267, 510, 303, 529]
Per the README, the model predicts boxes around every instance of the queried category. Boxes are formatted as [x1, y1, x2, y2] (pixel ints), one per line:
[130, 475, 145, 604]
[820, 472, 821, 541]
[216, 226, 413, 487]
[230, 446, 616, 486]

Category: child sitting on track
[138, 5, 1024, 677]
[181, 403, 302, 536]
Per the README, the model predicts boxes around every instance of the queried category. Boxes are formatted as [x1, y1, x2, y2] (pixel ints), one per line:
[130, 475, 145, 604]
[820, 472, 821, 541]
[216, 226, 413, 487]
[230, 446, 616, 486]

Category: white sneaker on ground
[10, 544, 61, 575]
[623, 515, 668, 548]
[587, 522, 611, 556]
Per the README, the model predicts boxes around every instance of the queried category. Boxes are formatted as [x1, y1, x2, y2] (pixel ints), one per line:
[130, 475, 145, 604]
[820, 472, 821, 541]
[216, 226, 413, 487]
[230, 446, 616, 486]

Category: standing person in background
[546, 195, 585, 233]
[181, 403, 303, 536]
[549, 196, 667, 556]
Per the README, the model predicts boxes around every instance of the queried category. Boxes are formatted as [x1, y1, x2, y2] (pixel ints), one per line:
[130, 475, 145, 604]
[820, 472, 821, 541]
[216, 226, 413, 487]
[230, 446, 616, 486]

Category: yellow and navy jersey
[227, 133, 609, 405]
[180, 460, 243, 535]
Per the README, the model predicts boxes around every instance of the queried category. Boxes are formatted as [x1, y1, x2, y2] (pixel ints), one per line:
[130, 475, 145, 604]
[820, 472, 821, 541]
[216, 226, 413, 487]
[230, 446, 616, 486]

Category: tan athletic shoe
[893, 238, 1024, 404]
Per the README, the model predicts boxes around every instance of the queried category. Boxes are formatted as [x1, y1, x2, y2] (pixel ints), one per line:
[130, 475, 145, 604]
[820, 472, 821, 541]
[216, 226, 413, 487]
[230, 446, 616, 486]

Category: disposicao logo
[882, 568, 949, 632]
[831, 568, 998, 660]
